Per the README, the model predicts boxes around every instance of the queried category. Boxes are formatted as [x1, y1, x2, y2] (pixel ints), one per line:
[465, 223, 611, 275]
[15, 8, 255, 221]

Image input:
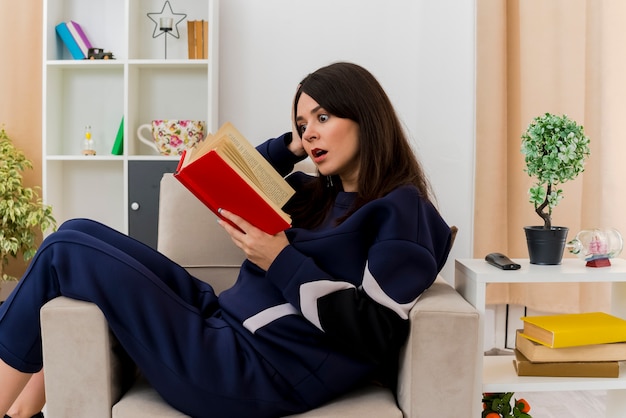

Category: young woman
[0, 62, 452, 418]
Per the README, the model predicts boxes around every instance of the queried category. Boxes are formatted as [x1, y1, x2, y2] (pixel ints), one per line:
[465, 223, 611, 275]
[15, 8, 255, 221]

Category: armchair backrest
[157, 160, 316, 293]
[158, 173, 244, 294]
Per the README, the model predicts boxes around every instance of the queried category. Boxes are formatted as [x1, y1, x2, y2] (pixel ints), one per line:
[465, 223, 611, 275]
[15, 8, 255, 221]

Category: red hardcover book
[174, 122, 295, 235]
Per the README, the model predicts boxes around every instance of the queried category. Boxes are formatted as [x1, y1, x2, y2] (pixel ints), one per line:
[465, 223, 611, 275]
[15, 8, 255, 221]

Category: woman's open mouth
[311, 148, 328, 163]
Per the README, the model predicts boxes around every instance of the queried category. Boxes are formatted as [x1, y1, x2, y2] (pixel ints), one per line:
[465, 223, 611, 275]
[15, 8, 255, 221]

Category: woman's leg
[0, 222, 298, 417]
[1, 221, 221, 372]
[0, 359, 31, 416]
[5, 370, 44, 418]
[56, 219, 219, 315]
[1, 219, 218, 416]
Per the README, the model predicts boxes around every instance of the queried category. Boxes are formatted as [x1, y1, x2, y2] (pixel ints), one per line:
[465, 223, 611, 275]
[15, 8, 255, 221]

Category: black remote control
[485, 252, 521, 270]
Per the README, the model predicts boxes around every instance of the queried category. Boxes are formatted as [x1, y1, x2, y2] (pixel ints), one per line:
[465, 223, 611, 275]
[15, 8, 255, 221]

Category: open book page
[188, 122, 295, 208]
[219, 139, 294, 207]
[218, 123, 294, 207]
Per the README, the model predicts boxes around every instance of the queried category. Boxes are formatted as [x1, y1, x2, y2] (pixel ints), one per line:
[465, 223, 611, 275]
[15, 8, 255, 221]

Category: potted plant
[0, 127, 56, 298]
[482, 392, 532, 418]
[520, 113, 591, 265]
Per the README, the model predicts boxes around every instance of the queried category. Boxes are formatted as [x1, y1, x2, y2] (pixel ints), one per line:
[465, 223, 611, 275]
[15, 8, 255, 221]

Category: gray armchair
[40, 173, 480, 417]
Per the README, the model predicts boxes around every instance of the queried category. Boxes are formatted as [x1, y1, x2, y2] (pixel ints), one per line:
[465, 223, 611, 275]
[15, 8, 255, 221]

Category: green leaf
[521, 113, 590, 224]
[0, 127, 58, 269]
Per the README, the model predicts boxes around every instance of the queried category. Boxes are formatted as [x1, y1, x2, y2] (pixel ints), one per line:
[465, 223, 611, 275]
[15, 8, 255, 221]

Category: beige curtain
[0, 1, 43, 278]
[476, 0, 626, 313]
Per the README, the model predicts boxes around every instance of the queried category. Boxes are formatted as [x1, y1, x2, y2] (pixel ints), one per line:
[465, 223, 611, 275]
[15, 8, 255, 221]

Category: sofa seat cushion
[113, 377, 186, 418]
[113, 377, 401, 418]
[286, 385, 402, 417]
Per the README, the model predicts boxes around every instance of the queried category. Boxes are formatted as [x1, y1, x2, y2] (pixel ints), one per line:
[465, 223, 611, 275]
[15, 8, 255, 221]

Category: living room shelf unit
[455, 258, 626, 418]
[42, 0, 219, 248]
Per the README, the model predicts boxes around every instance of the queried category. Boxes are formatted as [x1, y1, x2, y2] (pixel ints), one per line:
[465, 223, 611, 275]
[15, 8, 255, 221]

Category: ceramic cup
[137, 120, 206, 156]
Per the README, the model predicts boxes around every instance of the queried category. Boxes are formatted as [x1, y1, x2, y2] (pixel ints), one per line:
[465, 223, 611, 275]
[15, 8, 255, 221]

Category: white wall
[218, 0, 476, 282]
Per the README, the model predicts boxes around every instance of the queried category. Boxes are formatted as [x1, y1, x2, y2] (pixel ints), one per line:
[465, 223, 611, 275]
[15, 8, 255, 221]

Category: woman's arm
[265, 190, 452, 364]
[316, 287, 410, 363]
[255, 132, 307, 176]
[268, 240, 442, 364]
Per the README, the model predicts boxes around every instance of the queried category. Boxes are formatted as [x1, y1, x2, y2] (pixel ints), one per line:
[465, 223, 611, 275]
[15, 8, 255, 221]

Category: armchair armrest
[41, 297, 136, 418]
[397, 278, 480, 417]
[157, 173, 244, 294]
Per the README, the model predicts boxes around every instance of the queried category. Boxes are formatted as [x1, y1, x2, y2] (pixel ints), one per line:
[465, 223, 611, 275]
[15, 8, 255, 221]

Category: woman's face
[296, 93, 360, 192]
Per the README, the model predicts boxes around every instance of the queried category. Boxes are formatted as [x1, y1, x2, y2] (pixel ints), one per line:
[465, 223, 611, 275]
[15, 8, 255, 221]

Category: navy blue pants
[0, 219, 301, 417]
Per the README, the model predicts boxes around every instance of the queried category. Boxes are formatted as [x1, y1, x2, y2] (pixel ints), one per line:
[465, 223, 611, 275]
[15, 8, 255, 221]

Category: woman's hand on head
[288, 128, 306, 157]
[217, 209, 290, 271]
[289, 84, 307, 157]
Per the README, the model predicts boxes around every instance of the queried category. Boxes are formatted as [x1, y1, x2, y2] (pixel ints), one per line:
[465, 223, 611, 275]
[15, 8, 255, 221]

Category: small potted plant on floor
[521, 113, 591, 265]
[0, 127, 56, 298]
[482, 392, 532, 417]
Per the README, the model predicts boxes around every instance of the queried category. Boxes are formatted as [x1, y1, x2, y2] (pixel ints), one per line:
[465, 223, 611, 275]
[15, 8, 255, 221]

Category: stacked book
[187, 20, 208, 59]
[55, 21, 93, 60]
[514, 312, 626, 378]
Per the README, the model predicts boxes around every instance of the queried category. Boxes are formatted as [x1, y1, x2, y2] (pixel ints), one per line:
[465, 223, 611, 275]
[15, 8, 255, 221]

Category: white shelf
[46, 60, 210, 67]
[483, 355, 626, 392]
[455, 258, 626, 417]
[43, 0, 219, 242]
[46, 155, 125, 161]
[456, 258, 626, 283]
[128, 59, 210, 67]
[127, 155, 180, 162]
[46, 60, 124, 68]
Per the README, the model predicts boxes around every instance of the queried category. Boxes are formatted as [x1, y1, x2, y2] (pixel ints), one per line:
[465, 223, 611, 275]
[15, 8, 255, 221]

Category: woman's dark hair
[286, 62, 434, 229]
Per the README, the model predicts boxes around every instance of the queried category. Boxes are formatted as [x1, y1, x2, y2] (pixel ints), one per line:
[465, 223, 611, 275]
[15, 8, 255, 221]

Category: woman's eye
[298, 124, 307, 135]
[319, 114, 329, 123]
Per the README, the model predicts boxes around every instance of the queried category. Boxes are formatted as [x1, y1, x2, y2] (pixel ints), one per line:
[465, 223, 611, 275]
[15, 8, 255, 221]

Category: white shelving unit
[42, 0, 218, 243]
[455, 258, 626, 417]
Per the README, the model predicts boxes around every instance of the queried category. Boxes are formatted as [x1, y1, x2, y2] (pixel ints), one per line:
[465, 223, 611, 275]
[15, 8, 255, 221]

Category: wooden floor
[512, 390, 605, 417]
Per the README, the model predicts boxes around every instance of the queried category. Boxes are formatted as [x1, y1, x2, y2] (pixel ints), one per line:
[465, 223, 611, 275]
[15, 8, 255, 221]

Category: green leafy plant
[0, 127, 56, 281]
[521, 113, 591, 229]
[483, 392, 532, 418]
